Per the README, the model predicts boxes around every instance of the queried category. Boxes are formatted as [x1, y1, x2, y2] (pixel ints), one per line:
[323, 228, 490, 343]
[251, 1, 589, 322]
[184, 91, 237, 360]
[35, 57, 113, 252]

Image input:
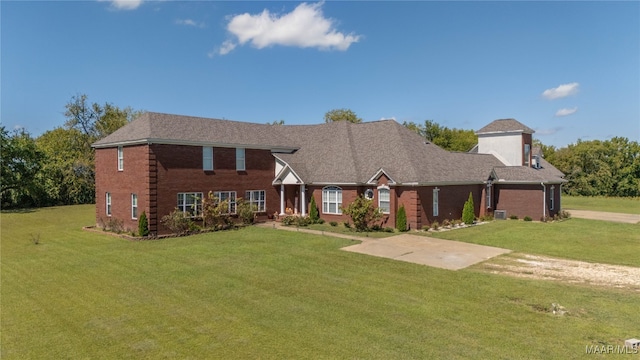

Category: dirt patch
[479, 253, 640, 292]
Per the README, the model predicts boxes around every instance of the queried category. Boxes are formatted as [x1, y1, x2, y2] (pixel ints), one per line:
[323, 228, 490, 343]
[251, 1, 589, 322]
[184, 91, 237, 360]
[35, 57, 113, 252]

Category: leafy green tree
[462, 192, 475, 225]
[396, 205, 407, 231]
[341, 195, 382, 232]
[0, 126, 44, 207]
[309, 196, 320, 223]
[324, 108, 362, 123]
[268, 120, 285, 125]
[403, 120, 477, 152]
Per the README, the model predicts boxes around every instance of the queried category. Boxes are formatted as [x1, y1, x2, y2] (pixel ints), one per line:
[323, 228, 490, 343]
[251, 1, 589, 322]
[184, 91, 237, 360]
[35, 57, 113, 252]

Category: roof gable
[476, 119, 535, 135]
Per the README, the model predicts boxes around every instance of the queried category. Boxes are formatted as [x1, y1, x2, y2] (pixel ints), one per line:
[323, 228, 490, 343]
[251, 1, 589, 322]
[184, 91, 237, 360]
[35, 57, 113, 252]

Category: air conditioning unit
[494, 210, 507, 220]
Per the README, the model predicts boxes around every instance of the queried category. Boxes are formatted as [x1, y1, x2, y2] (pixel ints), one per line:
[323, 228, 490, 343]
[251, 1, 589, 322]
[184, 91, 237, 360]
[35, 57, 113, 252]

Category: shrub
[309, 196, 320, 224]
[236, 198, 256, 225]
[524, 216, 532, 222]
[431, 221, 440, 230]
[138, 211, 149, 237]
[202, 191, 230, 229]
[453, 219, 462, 227]
[442, 219, 451, 227]
[343, 221, 351, 229]
[317, 218, 325, 224]
[341, 195, 383, 232]
[282, 215, 297, 226]
[106, 217, 124, 233]
[421, 225, 430, 231]
[329, 221, 338, 227]
[560, 210, 571, 219]
[396, 205, 407, 231]
[509, 215, 519, 220]
[296, 216, 311, 227]
[462, 192, 475, 225]
[383, 227, 395, 233]
[161, 208, 194, 235]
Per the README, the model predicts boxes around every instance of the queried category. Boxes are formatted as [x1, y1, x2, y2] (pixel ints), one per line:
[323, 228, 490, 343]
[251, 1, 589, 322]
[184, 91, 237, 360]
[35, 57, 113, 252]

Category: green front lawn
[562, 195, 640, 214]
[2, 205, 638, 359]
[424, 218, 640, 267]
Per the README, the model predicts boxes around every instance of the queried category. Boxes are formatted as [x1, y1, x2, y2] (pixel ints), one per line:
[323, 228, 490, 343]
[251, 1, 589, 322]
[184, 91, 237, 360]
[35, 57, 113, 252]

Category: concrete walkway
[257, 222, 511, 270]
[567, 210, 640, 224]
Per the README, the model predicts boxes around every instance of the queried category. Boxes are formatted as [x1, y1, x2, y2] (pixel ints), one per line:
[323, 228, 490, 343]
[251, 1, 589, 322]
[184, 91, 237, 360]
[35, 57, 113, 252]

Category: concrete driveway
[342, 234, 510, 270]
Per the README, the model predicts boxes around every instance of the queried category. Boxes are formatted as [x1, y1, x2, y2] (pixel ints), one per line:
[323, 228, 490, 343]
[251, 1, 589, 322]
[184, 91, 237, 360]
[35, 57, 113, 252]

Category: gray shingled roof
[476, 119, 535, 134]
[92, 112, 299, 150]
[93, 112, 564, 185]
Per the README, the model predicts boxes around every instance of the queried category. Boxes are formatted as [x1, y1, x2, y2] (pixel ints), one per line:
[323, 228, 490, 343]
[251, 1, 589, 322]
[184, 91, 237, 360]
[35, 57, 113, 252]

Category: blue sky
[2, 1, 638, 147]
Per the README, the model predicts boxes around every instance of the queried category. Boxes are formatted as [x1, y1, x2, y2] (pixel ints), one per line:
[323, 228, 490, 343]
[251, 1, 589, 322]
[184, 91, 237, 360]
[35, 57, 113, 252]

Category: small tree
[341, 195, 382, 232]
[161, 208, 194, 235]
[138, 211, 149, 237]
[462, 192, 475, 225]
[309, 196, 320, 224]
[202, 191, 230, 229]
[396, 205, 407, 231]
[236, 198, 256, 225]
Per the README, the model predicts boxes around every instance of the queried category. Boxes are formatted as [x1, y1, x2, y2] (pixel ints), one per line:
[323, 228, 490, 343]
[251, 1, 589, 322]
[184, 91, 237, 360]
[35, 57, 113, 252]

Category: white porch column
[300, 185, 306, 216]
[280, 184, 285, 215]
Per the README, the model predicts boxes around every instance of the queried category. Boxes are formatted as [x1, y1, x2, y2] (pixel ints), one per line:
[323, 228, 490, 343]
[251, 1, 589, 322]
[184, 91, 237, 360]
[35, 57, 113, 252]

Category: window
[236, 148, 245, 171]
[131, 194, 138, 219]
[433, 188, 439, 216]
[117, 146, 124, 171]
[203, 146, 213, 171]
[549, 185, 555, 210]
[106, 192, 112, 216]
[178, 192, 203, 217]
[245, 190, 266, 212]
[524, 144, 531, 167]
[322, 186, 342, 214]
[214, 191, 237, 214]
[486, 183, 492, 208]
[378, 187, 390, 214]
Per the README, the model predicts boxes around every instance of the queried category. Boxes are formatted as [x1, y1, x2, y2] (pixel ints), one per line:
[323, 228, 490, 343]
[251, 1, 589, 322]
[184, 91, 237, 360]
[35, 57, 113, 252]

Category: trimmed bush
[309, 196, 320, 224]
[396, 205, 407, 231]
[510, 215, 519, 220]
[462, 192, 475, 225]
[329, 221, 338, 227]
[161, 208, 194, 235]
[236, 198, 256, 225]
[341, 195, 383, 232]
[524, 216, 532, 222]
[138, 211, 149, 237]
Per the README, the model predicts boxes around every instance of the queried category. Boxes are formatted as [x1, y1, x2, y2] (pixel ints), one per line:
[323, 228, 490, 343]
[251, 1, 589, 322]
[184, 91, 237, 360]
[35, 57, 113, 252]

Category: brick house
[92, 113, 565, 234]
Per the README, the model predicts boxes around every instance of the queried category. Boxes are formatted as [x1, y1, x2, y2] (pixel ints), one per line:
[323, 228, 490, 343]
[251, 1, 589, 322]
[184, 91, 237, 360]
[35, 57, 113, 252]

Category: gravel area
[481, 253, 640, 292]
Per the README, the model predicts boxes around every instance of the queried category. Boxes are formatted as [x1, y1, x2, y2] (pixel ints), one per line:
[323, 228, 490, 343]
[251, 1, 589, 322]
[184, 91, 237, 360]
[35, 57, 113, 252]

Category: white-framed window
[117, 146, 124, 171]
[236, 148, 245, 171]
[106, 192, 112, 216]
[245, 190, 266, 212]
[203, 146, 213, 171]
[550, 185, 555, 210]
[486, 183, 492, 208]
[377, 186, 390, 214]
[214, 191, 237, 214]
[322, 186, 342, 214]
[131, 194, 138, 219]
[178, 192, 203, 217]
[433, 188, 439, 216]
[524, 144, 531, 167]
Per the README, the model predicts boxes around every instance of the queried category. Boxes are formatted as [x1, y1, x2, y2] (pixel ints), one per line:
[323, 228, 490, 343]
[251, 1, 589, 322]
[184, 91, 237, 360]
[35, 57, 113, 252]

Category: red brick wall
[95, 145, 151, 234]
[152, 144, 279, 233]
[494, 184, 544, 219]
[417, 185, 483, 227]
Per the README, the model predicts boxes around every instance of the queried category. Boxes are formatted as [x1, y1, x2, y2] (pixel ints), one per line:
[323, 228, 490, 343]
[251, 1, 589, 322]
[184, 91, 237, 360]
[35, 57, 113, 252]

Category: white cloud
[99, 0, 144, 10]
[379, 117, 397, 121]
[176, 19, 206, 28]
[555, 107, 578, 117]
[542, 82, 579, 100]
[217, 2, 361, 55]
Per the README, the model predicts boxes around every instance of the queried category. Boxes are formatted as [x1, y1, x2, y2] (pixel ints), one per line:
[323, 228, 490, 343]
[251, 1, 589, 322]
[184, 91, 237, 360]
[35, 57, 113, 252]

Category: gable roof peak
[476, 118, 535, 135]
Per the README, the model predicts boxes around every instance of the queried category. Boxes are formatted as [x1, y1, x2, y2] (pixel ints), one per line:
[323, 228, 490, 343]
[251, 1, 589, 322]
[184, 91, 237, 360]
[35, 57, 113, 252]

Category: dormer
[476, 119, 535, 167]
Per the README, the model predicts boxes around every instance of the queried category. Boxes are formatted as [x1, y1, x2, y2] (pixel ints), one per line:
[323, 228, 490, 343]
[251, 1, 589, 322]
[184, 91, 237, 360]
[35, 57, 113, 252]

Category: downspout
[542, 183, 547, 219]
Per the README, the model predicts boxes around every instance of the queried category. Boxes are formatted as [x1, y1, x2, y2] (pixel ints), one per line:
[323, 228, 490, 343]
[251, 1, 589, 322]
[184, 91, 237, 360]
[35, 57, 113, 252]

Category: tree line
[3, 103, 638, 209]
[1, 95, 140, 208]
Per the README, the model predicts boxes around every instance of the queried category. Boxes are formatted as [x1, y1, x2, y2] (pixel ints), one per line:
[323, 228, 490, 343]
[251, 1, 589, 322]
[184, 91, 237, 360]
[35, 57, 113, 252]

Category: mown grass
[2, 205, 639, 359]
[562, 195, 640, 214]
[424, 218, 640, 267]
